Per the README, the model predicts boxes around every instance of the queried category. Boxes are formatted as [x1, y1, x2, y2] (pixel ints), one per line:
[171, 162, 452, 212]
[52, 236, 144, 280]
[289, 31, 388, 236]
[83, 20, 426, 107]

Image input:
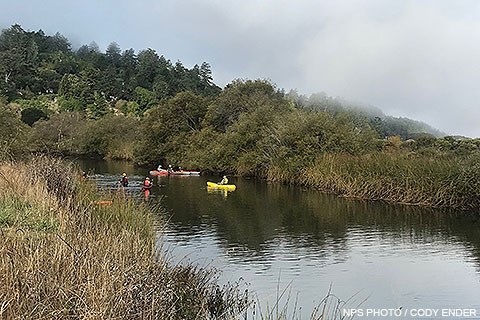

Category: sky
[1, 0, 480, 137]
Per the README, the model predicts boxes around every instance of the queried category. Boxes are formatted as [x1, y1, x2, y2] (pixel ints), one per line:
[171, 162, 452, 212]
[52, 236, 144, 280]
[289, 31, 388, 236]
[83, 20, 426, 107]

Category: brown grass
[267, 152, 480, 211]
[0, 157, 249, 319]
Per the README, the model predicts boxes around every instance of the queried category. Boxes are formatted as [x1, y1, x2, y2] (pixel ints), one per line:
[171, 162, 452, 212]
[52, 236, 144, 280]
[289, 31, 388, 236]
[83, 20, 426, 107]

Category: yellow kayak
[207, 181, 236, 191]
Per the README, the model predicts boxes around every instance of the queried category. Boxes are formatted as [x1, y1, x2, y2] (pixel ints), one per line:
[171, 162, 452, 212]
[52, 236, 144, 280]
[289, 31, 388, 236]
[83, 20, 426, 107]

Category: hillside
[1, 23, 442, 139]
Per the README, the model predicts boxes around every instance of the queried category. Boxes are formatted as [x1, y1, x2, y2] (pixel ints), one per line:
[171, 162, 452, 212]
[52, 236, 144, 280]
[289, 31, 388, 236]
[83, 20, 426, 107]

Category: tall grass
[0, 157, 249, 319]
[267, 152, 480, 211]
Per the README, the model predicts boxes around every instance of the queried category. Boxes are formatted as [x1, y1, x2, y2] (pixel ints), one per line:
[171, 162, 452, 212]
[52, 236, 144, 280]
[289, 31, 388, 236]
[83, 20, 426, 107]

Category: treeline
[1, 25, 479, 210]
[0, 24, 219, 118]
[288, 91, 445, 139]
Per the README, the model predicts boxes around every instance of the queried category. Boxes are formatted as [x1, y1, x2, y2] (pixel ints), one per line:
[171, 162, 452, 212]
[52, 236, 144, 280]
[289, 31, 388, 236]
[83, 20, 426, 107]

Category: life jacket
[121, 176, 129, 186]
[142, 180, 152, 190]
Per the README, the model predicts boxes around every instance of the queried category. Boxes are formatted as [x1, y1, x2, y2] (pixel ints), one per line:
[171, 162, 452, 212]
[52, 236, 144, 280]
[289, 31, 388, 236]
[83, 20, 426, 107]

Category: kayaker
[157, 164, 163, 171]
[119, 173, 129, 187]
[218, 175, 228, 185]
[142, 177, 153, 199]
[168, 165, 173, 173]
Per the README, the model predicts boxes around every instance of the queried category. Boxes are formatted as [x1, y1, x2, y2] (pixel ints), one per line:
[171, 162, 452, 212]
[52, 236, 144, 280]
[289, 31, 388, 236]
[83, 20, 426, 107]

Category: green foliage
[86, 91, 109, 119]
[0, 24, 220, 113]
[0, 104, 30, 159]
[221, 104, 287, 175]
[133, 86, 158, 113]
[58, 72, 92, 106]
[134, 92, 209, 165]
[0, 196, 58, 232]
[203, 79, 288, 132]
[0, 25, 39, 98]
[28, 112, 86, 154]
[28, 112, 139, 159]
[183, 127, 226, 170]
[15, 94, 56, 110]
[434, 136, 480, 156]
[81, 114, 139, 159]
[57, 96, 83, 112]
[115, 99, 140, 116]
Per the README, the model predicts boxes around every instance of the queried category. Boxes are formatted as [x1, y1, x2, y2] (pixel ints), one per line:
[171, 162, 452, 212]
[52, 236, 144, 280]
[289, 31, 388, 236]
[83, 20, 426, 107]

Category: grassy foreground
[0, 157, 248, 319]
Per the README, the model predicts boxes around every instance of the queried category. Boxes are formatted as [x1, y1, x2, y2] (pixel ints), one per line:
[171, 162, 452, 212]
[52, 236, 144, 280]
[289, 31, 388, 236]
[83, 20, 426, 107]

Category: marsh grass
[0, 157, 249, 319]
[271, 152, 480, 211]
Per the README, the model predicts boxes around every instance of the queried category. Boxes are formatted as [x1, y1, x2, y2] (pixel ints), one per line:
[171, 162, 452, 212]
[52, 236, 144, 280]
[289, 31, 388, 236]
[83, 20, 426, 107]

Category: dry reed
[0, 156, 249, 319]
[267, 152, 480, 211]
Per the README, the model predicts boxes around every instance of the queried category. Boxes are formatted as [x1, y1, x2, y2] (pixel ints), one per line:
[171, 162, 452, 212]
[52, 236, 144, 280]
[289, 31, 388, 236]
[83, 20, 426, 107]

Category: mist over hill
[287, 90, 445, 139]
[0, 23, 445, 140]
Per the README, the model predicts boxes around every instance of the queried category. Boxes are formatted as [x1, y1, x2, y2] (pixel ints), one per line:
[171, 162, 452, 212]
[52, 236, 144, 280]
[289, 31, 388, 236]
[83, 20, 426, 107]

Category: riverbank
[267, 152, 480, 211]
[0, 157, 248, 319]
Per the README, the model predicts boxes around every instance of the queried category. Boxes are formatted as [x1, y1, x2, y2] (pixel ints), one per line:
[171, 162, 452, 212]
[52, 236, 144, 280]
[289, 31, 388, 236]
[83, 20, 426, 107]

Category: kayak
[171, 170, 201, 176]
[149, 170, 169, 176]
[207, 181, 236, 191]
[150, 170, 200, 176]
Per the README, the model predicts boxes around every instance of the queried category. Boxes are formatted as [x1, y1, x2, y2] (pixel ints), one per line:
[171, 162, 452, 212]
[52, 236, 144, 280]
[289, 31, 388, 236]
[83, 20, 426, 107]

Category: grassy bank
[267, 152, 480, 211]
[0, 157, 248, 319]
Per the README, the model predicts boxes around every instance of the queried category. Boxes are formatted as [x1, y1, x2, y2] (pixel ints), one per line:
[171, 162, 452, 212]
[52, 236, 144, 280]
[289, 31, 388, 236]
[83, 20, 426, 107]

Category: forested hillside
[1, 24, 443, 138]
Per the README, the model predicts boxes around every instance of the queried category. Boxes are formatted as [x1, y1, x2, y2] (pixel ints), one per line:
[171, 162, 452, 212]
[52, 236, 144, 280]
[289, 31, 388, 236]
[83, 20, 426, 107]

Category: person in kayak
[218, 175, 228, 185]
[157, 164, 163, 171]
[142, 177, 153, 199]
[119, 172, 129, 187]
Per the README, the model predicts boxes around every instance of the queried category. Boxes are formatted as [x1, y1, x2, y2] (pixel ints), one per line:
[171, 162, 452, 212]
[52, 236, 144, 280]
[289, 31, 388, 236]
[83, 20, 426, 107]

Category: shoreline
[0, 157, 249, 319]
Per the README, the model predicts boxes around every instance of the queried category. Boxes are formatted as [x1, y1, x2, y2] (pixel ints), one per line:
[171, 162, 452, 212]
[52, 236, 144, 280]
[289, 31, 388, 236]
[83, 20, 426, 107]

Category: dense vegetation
[0, 157, 250, 318]
[1, 24, 480, 210]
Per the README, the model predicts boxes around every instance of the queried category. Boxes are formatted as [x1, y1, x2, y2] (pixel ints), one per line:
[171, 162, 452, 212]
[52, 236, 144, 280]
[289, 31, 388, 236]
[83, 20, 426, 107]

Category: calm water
[78, 159, 480, 318]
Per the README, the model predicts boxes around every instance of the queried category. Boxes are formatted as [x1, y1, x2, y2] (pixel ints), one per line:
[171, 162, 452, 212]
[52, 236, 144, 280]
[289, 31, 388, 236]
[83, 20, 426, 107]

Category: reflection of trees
[160, 176, 480, 270]
[83, 161, 480, 271]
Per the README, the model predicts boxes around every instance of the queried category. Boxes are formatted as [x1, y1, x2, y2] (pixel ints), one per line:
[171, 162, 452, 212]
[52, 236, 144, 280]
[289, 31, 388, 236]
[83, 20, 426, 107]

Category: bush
[21, 107, 48, 126]
[0, 105, 30, 159]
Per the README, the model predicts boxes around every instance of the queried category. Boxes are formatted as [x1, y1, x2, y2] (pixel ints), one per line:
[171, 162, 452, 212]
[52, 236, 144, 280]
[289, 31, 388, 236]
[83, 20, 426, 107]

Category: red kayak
[149, 169, 169, 176]
[149, 169, 200, 176]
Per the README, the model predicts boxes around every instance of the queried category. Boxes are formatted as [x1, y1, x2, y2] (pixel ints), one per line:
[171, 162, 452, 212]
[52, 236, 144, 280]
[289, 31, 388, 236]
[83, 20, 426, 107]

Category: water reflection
[161, 178, 468, 255]
[206, 187, 231, 199]
[77, 159, 480, 316]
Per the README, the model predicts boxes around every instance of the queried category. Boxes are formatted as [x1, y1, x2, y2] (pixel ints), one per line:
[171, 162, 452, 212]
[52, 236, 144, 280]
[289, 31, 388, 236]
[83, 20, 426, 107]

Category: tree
[119, 48, 138, 98]
[136, 48, 161, 90]
[133, 86, 158, 113]
[166, 91, 209, 132]
[86, 91, 109, 119]
[28, 112, 85, 154]
[0, 104, 29, 158]
[105, 42, 121, 66]
[58, 66, 101, 106]
[0, 24, 39, 98]
[203, 79, 287, 132]
[45, 32, 71, 53]
[199, 62, 220, 95]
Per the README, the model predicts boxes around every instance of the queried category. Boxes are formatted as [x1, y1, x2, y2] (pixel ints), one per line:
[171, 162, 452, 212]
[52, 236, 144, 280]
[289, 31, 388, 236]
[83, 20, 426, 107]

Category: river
[78, 159, 480, 318]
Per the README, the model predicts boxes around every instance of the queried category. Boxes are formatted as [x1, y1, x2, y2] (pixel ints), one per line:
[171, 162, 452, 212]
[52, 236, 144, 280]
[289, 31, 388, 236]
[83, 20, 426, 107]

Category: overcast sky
[2, 0, 480, 137]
